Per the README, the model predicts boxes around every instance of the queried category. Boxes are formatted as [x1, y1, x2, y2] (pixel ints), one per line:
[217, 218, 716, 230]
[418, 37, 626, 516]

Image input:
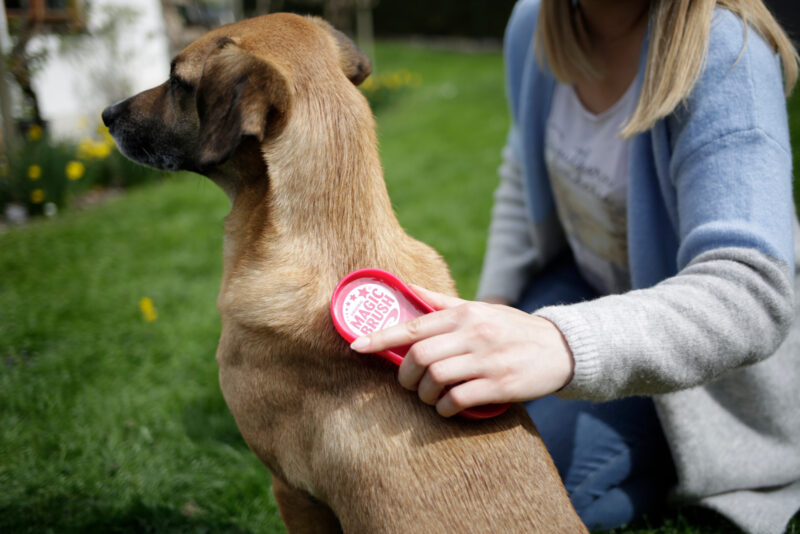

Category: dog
[102, 13, 587, 533]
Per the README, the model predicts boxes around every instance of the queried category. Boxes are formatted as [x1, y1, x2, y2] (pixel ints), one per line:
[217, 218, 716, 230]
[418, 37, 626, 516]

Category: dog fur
[102, 13, 587, 533]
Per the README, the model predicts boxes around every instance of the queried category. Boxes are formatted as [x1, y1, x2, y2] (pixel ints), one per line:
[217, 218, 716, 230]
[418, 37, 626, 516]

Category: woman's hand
[349, 285, 575, 417]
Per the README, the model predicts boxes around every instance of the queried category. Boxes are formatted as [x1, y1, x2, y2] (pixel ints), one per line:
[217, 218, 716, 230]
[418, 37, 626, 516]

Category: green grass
[1, 41, 799, 533]
[375, 42, 509, 297]
[0, 177, 282, 532]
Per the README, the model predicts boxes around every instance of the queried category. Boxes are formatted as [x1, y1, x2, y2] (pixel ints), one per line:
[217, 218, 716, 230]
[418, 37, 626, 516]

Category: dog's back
[216, 232, 585, 532]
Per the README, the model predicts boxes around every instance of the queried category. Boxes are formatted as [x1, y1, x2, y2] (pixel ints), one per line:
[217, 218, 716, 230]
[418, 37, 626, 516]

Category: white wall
[30, 0, 170, 139]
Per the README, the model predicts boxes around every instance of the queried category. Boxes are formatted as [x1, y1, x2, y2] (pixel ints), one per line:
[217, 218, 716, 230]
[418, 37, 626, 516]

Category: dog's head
[101, 13, 371, 176]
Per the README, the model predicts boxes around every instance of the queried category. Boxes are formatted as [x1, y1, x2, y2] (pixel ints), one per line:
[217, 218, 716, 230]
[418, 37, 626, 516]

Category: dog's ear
[195, 38, 291, 169]
[310, 17, 371, 86]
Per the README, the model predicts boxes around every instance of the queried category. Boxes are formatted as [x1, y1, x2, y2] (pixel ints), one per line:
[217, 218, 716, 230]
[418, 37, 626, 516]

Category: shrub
[0, 122, 162, 219]
[360, 69, 422, 110]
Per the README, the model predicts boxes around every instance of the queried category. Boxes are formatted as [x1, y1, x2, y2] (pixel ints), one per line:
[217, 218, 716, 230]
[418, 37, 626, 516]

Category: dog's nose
[101, 101, 125, 128]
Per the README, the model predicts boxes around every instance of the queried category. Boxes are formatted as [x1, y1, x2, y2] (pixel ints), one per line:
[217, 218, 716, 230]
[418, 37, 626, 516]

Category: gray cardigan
[478, 2, 800, 532]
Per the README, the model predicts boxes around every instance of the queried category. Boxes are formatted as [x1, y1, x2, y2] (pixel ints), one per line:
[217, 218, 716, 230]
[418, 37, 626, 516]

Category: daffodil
[28, 165, 42, 180]
[26, 124, 43, 141]
[66, 161, 85, 181]
[99, 124, 115, 146]
[139, 297, 158, 323]
[94, 142, 111, 159]
[77, 138, 93, 160]
[30, 189, 45, 204]
[78, 138, 112, 160]
[404, 70, 422, 88]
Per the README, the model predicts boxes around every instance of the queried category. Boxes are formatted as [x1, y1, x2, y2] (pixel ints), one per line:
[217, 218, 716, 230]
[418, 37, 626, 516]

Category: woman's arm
[543, 245, 795, 401]
[351, 242, 794, 413]
[477, 131, 544, 303]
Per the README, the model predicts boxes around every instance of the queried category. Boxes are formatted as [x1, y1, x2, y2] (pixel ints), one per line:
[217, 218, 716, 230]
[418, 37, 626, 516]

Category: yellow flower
[30, 188, 45, 204]
[77, 138, 112, 160]
[405, 71, 422, 88]
[388, 73, 404, 89]
[28, 164, 42, 180]
[66, 160, 85, 181]
[93, 142, 111, 159]
[139, 297, 158, 323]
[27, 124, 43, 141]
[99, 124, 115, 146]
[77, 138, 94, 160]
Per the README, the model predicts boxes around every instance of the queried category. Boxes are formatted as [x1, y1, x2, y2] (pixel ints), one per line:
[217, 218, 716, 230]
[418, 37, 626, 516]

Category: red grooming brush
[331, 268, 510, 420]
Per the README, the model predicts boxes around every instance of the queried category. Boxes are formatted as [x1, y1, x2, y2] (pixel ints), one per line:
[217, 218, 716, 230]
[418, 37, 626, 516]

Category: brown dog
[102, 13, 587, 533]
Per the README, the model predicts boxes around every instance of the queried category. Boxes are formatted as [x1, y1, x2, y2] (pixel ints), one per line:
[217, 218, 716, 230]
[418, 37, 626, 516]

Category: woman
[350, 0, 800, 531]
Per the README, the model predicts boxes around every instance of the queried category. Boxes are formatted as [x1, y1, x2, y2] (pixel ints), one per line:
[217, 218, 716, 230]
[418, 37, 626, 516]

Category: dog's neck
[215, 87, 403, 281]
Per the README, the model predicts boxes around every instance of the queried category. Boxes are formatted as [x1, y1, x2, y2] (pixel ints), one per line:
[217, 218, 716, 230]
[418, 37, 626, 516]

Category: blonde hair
[535, 0, 799, 138]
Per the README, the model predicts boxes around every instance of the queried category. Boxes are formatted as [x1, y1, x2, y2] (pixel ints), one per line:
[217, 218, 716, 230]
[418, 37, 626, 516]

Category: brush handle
[331, 268, 511, 420]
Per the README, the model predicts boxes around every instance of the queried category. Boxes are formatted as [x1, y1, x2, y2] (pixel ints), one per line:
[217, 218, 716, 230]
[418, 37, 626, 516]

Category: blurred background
[0, 0, 797, 223]
[0, 1, 798, 533]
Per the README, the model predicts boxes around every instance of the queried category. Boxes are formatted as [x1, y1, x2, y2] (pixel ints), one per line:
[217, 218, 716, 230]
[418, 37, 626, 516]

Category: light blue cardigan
[478, 1, 800, 532]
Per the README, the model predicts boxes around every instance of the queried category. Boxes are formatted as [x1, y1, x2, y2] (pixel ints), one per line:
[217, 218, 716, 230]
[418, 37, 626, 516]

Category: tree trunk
[0, 0, 19, 152]
[8, 21, 45, 128]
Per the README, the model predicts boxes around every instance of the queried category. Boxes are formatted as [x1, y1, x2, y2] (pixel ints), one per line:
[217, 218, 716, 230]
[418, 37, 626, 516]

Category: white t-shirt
[544, 81, 638, 295]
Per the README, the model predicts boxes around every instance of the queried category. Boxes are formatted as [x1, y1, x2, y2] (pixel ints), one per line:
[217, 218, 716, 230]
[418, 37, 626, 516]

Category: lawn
[1, 41, 799, 533]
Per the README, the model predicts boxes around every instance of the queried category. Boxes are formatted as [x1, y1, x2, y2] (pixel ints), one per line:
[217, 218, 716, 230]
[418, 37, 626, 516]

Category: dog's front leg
[271, 474, 343, 534]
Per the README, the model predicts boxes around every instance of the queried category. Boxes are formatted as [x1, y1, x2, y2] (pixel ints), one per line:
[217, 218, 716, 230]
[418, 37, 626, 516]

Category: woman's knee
[525, 395, 676, 529]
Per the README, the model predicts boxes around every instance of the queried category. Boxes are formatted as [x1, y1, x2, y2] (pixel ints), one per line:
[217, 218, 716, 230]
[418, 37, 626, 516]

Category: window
[5, 0, 81, 25]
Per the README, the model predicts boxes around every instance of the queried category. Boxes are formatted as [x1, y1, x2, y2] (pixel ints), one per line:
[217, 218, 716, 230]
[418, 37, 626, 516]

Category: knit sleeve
[477, 132, 538, 302]
[540, 246, 795, 400]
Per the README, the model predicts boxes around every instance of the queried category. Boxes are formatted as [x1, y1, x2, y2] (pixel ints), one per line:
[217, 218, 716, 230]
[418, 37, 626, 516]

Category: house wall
[29, 0, 170, 139]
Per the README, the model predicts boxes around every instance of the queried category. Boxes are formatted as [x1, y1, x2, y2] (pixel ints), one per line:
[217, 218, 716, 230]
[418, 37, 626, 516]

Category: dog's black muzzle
[101, 100, 128, 130]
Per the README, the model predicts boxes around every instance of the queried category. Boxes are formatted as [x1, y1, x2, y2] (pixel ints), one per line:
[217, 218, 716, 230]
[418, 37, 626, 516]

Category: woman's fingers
[348, 286, 465, 353]
[350, 306, 458, 354]
[347, 284, 577, 417]
[397, 333, 469, 390]
[415, 354, 481, 405]
[407, 284, 466, 310]
[436, 378, 498, 418]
